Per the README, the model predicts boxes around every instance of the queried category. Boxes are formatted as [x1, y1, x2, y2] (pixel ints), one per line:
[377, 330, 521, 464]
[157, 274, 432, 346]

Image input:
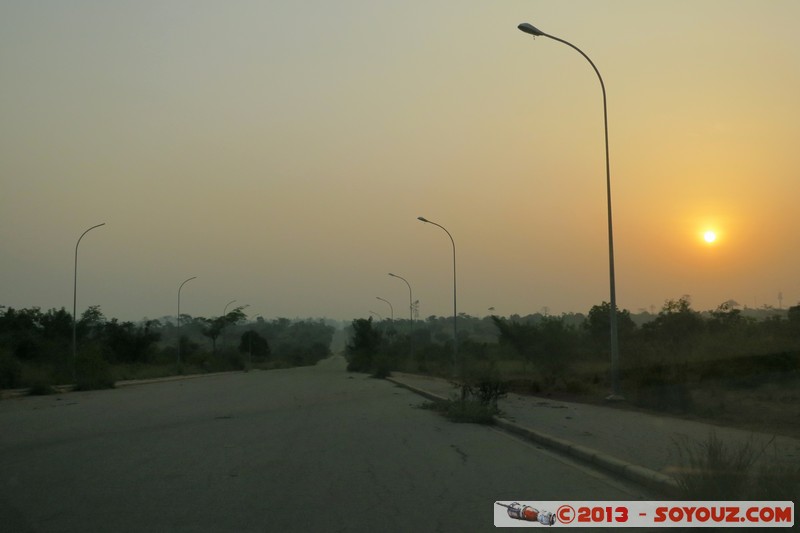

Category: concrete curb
[387, 376, 680, 497]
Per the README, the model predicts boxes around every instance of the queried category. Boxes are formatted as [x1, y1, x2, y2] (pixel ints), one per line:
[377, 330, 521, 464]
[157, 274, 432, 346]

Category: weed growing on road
[419, 379, 505, 426]
[419, 397, 498, 425]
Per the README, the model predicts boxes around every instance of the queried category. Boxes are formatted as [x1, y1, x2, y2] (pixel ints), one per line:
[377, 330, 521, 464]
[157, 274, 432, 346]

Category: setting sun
[703, 230, 717, 244]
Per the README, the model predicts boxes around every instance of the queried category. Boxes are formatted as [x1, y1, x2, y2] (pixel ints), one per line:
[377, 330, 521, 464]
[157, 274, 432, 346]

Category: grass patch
[20, 365, 58, 395]
[672, 432, 757, 499]
[672, 431, 800, 500]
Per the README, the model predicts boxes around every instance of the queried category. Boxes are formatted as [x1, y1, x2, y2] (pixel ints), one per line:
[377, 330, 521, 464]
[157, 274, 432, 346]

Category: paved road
[0, 356, 647, 532]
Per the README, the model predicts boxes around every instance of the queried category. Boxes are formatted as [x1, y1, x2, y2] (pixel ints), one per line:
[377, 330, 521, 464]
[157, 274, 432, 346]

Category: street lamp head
[388, 272, 396, 277]
[518, 23, 545, 37]
[417, 216, 429, 223]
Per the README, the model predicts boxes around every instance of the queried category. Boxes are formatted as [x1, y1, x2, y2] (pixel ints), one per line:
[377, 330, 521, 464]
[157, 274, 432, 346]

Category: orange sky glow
[1, 1, 798, 322]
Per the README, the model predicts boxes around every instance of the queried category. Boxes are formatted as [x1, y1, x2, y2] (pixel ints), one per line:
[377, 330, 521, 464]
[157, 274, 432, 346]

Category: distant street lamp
[388, 272, 414, 359]
[417, 216, 458, 374]
[223, 300, 237, 316]
[518, 22, 622, 400]
[388, 273, 413, 324]
[369, 310, 383, 321]
[177, 276, 197, 367]
[72, 222, 105, 380]
[376, 297, 394, 321]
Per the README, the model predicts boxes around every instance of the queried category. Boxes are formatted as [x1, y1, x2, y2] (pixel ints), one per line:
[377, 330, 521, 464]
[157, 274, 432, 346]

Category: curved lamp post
[417, 216, 458, 374]
[177, 276, 197, 367]
[220, 301, 247, 351]
[376, 297, 394, 321]
[388, 272, 414, 359]
[388, 273, 413, 324]
[518, 22, 621, 399]
[72, 222, 105, 380]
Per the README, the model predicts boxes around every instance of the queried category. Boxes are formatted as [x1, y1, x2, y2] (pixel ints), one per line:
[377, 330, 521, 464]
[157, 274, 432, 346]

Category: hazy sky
[2, 1, 799, 323]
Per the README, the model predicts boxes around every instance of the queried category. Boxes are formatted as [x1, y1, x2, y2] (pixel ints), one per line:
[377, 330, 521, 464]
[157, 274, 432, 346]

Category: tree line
[0, 305, 334, 390]
[345, 296, 800, 409]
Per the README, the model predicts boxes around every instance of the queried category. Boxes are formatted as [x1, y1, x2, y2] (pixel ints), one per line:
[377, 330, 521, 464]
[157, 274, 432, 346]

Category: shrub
[458, 355, 507, 411]
[370, 354, 392, 379]
[75, 345, 115, 390]
[0, 349, 22, 389]
[345, 318, 381, 372]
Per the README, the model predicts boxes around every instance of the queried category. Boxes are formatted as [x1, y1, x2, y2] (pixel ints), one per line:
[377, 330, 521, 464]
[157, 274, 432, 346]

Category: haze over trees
[0, 305, 334, 390]
[2, 296, 798, 418]
[344, 296, 800, 416]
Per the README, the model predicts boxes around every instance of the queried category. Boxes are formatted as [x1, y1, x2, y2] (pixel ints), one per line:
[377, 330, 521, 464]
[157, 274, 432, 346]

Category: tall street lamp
[518, 22, 621, 399]
[72, 222, 105, 380]
[177, 276, 197, 367]
[417, 216, 458, 374]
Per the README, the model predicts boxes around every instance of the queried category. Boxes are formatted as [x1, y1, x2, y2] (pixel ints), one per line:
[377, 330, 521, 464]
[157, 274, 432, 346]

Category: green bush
[345, 318, 381, 372]
[370, 354, 392, 379]
[0, 349, 22, 389]
[75, 345, 115, 390]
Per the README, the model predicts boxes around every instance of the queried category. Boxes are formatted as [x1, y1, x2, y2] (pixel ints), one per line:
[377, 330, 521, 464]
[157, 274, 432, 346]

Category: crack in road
[449, 444, 468, 464]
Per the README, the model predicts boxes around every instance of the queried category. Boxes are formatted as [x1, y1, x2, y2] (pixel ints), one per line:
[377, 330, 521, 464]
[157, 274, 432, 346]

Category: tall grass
[672, 431, 799, 501]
